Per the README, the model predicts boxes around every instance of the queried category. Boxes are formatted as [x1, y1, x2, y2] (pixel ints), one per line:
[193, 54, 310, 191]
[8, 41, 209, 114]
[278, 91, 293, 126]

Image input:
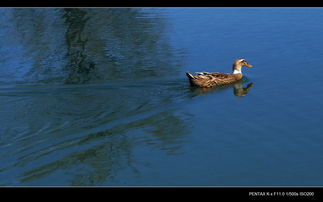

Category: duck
[185, 58, 253, 88]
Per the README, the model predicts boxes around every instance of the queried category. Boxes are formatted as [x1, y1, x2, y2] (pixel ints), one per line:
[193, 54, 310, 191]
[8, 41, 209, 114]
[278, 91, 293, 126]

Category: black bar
[1, 187, 322, 200]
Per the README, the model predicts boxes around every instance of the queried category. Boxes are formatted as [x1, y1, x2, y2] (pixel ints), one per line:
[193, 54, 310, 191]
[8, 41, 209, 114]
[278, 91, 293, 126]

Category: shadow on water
[189, 79, 254, 97]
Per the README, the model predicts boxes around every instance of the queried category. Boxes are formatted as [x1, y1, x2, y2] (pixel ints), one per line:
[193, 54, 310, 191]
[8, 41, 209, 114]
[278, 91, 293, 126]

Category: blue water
[0, 8, 323, 186]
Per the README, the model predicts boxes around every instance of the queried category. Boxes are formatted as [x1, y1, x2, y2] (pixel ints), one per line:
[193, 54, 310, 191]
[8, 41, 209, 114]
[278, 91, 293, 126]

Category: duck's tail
[186, 72, 195, 79]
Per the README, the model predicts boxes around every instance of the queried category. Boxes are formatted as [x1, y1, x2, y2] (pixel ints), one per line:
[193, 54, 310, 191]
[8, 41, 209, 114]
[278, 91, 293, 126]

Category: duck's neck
[232, 65, 242, 74]
[233, 69, 242, 74]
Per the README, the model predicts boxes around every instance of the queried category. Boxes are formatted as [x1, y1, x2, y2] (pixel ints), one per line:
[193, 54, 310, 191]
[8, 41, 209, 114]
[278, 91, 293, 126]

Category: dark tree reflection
[0, 80, 192, 185]
[19, 109, 190, 185]
[0, 8, 68, 83]
[0, 8, 184, 84]
[62, 8, 184, 84]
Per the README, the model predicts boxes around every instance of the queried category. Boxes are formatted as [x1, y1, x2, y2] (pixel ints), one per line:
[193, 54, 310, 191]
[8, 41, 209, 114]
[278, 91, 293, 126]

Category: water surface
[0, 8, 323, 186]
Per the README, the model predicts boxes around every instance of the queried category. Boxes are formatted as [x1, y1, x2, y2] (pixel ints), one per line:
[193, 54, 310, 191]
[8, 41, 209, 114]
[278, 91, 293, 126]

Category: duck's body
[186, 72, 243, 88]
[186, 58, 253, 88]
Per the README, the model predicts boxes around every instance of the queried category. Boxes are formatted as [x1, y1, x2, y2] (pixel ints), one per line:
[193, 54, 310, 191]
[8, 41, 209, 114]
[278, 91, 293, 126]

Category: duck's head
[232, 58, 253, 74]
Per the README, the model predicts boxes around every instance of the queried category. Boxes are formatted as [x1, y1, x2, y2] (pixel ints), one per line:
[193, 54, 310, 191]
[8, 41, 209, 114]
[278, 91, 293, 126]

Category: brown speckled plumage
[186, 58, 253, 88]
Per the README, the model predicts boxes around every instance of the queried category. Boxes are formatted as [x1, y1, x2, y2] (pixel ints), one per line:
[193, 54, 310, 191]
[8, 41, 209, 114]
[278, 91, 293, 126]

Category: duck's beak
[245, 63, 253, 68]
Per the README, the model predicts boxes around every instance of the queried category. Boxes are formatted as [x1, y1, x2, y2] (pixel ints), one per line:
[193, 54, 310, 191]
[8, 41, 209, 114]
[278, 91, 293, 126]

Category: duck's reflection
[190, 79, 254, 97]
[233, 82, 254, 97]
